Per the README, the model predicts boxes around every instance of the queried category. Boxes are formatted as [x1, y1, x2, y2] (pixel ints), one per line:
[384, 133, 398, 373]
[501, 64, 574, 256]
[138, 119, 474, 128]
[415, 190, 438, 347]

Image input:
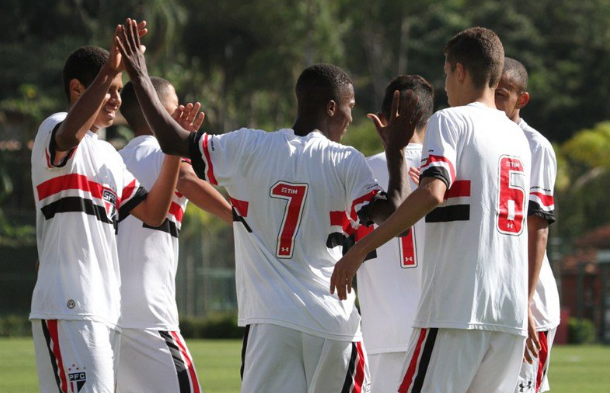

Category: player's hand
[368, 90, 422, 151]
[171, 102, 205, 132]
[115, 18, 149, 78]
[330, 245, 367, 300]
[523, 307, 541, 364]
[409, 166, 421, 186]
[109, 20, 147, 73]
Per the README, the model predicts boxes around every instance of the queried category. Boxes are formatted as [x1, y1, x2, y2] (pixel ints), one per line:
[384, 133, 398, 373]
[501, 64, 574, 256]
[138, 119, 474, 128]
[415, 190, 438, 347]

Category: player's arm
[177, 163, 233, 225]
[54, 23, 147, 159]
[115, 19, 191, 158]
[523, 214, 548, 363]
[130, 155, 181, 227]
[365, 91, 422, 224]
[331, 177, 445, 300]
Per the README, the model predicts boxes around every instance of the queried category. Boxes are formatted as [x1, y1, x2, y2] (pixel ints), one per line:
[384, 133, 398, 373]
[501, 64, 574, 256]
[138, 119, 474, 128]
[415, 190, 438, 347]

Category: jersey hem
[412, 320, 527, 337]
[366, 345, 410, 355]
[117, 322, 180, 331]
[238, 317, 362, 342]
[29, 313, 120, 331]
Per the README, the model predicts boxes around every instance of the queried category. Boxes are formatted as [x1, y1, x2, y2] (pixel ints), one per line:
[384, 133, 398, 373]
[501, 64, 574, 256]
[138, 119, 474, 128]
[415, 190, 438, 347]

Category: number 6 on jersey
[497, 155, 526, 235]
[270, 182, 309, 258]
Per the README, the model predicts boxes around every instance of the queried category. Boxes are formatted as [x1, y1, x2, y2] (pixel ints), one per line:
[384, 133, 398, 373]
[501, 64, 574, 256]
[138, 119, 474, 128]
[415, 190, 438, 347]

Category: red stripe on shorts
[171, 331, 201, 393]
[47, 320, 68, 393]
[352, 342, 367, 393]
[398, 328, 428, 393]
[536, 331, 549, 393]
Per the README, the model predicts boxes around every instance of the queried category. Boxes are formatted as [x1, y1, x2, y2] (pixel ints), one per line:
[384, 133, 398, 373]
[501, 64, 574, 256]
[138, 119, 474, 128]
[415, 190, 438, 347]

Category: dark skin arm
[364, 91, 422, 224]
[54, 23, 147, 158]
[115, 19, 191, 157]
[331, 177, 446, 299]
[177, 163, 233, 225]
[523, 215, 548, 363]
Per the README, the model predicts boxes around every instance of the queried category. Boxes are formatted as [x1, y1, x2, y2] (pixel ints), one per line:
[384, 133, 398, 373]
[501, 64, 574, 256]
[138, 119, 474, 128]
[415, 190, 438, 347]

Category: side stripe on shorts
[341, 342, 367, 393]
[399, 328, 438, 393]
[536, 331, 549, 393]
[240, 325, 251, 380]
[160, 331, 201, 393]
[41, 320, 68, 393]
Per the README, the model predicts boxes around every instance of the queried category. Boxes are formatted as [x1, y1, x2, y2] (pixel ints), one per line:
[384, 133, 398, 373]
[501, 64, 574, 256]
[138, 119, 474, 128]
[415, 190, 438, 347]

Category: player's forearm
[527, 216, 549, 303]
[55, 65, 119, 151]
[368, 146, 409, 224]
[177, 165, 233, 225]
[358, 180, 442, 255]
[130, 74, 192, 157]
[132, 155, 181, 226]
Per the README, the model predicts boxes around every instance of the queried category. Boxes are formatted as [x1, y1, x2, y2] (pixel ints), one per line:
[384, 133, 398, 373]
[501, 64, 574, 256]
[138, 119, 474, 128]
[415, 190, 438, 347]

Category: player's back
[191, 128, 380, 340]
[415, 102, 531, 336]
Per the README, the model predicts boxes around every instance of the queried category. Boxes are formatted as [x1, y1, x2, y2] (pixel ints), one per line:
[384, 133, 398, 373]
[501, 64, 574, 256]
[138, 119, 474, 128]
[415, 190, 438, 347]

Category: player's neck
[458, 87, 496, 109]
[292, 117, 326, 138]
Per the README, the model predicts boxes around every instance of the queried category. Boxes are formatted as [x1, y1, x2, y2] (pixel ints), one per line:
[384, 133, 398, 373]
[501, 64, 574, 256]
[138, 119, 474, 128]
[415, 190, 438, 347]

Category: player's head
[444, 27, 504, 106]
[63, 45, 123, 130]
[494, 57, 530, 123]
[121, 77, 178, 134]
[380, 75, 435, 138]
[295, 63, 355, 142]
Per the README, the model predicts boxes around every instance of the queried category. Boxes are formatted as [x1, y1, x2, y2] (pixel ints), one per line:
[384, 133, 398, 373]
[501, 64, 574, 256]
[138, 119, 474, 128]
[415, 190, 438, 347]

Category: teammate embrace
[30, 17, 558, 393]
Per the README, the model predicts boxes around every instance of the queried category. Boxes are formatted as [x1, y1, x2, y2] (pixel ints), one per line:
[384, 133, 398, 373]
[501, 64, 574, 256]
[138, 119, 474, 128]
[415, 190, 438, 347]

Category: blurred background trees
[2, 0, 610, 319]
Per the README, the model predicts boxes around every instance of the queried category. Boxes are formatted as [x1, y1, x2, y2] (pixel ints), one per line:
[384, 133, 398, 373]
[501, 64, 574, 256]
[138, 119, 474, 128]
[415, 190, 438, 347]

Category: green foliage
[179, 313, 243, 339]
[0, 315, 31, 337]
[568, 317, 597, 344]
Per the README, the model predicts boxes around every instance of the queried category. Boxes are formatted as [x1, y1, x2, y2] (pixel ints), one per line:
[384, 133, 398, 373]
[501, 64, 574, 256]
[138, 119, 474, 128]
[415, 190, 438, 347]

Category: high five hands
[114, 18, 149, 78]
[368, 90, 423, 150]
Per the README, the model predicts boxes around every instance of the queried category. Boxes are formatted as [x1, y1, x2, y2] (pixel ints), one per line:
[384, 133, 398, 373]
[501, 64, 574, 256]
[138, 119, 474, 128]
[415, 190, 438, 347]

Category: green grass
[0, 338, 608, 392]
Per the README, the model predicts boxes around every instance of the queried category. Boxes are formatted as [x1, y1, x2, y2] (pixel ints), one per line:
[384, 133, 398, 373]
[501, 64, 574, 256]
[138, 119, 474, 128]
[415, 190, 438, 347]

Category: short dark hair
[121, 77, 174, 130]
[63, 46, 109, 102]
[295, 64, 353, 116]
[445, 27, 504, 89]
[381, 75, 435, 131]
[503, 57, 528, 93]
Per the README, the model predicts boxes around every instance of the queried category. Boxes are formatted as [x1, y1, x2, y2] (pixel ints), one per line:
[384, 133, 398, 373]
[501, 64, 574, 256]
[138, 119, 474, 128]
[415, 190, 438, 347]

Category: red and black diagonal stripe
[41, 320, 68, 393]
[399, 328, 438, 393]
[159, 331, 201, 393]
[341, 342, 367, 393]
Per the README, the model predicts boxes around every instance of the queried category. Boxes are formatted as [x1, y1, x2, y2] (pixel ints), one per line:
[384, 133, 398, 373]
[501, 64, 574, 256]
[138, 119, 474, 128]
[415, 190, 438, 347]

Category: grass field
[0, 338, 608, 392]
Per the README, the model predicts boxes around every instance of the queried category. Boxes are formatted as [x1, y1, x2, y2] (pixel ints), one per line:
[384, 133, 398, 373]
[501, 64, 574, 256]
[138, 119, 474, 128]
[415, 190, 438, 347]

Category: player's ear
[516, 91, 530, 110]
[326, 100, 337, 117]
[69, 79, 86, 101]
[455, 62, 466, 83]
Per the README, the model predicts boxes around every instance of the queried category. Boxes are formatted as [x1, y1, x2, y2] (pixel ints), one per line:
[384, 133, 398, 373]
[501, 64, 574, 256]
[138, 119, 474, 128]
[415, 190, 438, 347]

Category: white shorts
[514, 328, 557, 393]
[32, 319, 120, 393]
[368, 352, 407, 393]
[398, 328, 525, 393]
[117, 328, 201, 393]
[240, 324, 371, 393]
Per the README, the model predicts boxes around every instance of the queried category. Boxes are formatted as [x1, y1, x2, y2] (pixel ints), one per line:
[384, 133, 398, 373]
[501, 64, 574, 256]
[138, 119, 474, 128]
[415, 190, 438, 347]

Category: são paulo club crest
[67, 364, 87, 392]
[102, 188, 118, 222]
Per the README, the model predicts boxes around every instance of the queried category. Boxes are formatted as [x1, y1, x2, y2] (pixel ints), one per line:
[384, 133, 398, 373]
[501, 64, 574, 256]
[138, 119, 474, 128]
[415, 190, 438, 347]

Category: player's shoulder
[519, 119, 554, 154]
[36, 112, 67, 137]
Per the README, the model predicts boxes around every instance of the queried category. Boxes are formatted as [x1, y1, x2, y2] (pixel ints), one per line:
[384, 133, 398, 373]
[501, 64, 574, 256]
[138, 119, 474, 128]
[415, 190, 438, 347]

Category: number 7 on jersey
[270, 182, 309, 258]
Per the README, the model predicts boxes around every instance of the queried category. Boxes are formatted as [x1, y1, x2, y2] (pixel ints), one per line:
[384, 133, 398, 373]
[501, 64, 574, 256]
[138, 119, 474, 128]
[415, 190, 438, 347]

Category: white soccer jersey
[356, 144, 424, 354]
[118, 136, 188, 330]
[520, 119, 560, 330]
[30, 112, 147, 329]
[414, 102, 531, 337]
[189, 128, 382, 341]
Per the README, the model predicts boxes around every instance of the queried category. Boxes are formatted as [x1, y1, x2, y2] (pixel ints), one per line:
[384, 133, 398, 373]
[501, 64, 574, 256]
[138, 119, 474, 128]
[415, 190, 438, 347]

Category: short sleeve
[34, 113, 77, 170]
[420, 112, 458, 189]
[343, 149, 383, 225]
[189, 129, 249, 186]
[118, 168, 148, 221]
[528, 142, 557, 224]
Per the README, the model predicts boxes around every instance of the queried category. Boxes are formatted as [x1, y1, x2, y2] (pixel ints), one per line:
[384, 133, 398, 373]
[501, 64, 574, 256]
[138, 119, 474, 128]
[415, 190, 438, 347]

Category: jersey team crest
[69, 370, 87, 392]
[102, 188, 118, 222]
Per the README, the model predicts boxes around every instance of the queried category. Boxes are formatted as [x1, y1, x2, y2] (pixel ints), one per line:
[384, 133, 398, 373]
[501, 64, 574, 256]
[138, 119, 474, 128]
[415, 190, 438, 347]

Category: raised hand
[115, 18, 149, 78]
[368, 90, 422, 151]
[171, 102, 205, 132]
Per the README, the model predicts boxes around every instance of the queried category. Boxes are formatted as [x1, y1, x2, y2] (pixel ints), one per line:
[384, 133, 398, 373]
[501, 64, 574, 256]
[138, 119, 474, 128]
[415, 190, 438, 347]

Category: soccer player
[115, 18, 422, 393]
[30, 29, 182, 393]
[495, 57, 560, 393]
[354, 75, 434, 393]
[116, 78, 233, 393]
[331, 27, 532, 393]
